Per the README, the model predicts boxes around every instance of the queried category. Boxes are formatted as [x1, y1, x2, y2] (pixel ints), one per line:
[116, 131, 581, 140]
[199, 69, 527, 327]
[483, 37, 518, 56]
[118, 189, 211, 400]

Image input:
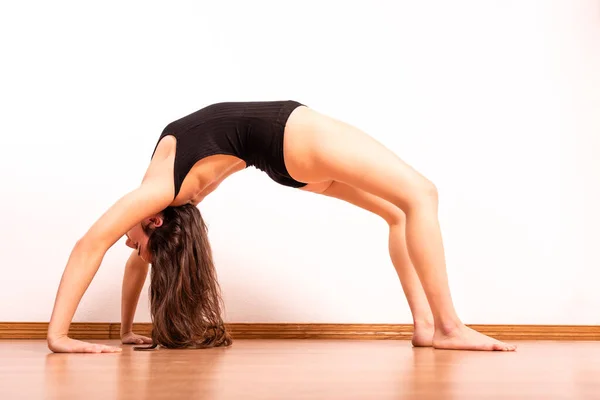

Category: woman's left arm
[47, 181, 172, 352]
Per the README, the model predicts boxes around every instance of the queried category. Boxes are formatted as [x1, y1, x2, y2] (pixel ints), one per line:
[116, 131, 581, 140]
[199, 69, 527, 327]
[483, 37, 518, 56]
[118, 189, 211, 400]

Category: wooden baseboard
[1, 322, 599, 341]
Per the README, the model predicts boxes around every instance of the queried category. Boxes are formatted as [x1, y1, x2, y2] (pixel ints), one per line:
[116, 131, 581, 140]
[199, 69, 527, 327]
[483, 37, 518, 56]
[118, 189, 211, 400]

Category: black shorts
[257, 100, 308, 188]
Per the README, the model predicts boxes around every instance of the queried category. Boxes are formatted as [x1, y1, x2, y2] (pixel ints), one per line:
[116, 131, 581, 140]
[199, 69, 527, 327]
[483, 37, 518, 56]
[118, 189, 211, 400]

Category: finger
[81, 343, 105, 353]
[100, 347, 115, 353]
[83, 344, 98, 352]
[98, 345, 119, 353]
[102, 348, 120, 353]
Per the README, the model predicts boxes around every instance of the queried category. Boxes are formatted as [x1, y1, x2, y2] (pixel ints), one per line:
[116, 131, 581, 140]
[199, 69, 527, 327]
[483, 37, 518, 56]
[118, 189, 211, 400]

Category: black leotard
[151, 100, 308, 198]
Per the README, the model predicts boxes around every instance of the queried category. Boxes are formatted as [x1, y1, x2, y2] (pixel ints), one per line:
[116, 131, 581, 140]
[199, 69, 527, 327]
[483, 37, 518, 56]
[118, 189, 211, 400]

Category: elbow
[74, 237, 94, 251]
[74, 236, 106, 259]
[75, 231, 109, 250]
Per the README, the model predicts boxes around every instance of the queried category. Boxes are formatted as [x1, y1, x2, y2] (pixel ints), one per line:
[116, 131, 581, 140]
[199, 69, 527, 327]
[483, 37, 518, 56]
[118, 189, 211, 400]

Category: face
[125, 215, 163, 263]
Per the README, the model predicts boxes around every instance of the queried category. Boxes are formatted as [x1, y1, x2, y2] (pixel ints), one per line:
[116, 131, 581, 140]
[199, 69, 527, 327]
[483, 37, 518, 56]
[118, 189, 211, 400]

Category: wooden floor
[1, 339, 599, 399]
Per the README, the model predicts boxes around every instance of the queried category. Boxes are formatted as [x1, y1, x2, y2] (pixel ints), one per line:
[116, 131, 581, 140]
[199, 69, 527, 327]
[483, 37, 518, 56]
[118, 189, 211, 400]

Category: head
[128, 204, 232, 350]
[125, 216, 161, 263]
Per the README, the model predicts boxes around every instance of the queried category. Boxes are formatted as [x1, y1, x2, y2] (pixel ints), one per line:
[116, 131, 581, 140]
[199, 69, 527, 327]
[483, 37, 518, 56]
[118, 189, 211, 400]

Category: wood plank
[1, 322, 599, 340]
[1, 339, 600, 399]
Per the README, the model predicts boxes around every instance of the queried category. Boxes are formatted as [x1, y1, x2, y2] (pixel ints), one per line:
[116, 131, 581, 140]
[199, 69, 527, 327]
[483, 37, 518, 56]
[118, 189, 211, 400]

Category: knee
[385, 208, 406, 227]
[403, 179, 438, 210]
[422, 179, 438, 201]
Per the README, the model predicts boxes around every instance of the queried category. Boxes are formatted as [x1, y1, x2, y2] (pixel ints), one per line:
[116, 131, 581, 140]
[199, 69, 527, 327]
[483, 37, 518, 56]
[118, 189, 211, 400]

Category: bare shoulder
[150, 135, 176, 161]
[142, 135, 177, 186]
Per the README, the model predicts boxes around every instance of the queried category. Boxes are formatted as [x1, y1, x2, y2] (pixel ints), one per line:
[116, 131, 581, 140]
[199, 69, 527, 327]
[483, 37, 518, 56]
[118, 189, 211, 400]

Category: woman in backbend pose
[47, 100, 516, 353]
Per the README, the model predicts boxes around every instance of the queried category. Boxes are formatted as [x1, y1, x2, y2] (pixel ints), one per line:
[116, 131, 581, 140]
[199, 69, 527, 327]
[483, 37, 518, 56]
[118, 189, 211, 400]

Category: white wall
[1, 0, 598, 325]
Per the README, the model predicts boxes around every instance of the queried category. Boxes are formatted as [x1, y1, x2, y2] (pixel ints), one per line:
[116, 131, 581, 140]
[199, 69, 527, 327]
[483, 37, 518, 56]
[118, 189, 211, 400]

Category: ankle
[435, 319, 464, 336]
[413, 318, 434, 330]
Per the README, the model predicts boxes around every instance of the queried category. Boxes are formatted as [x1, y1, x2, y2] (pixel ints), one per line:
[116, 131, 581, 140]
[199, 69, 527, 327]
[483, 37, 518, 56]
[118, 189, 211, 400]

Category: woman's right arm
[120, 250, 152, 344]
[47, 181, 172, 353]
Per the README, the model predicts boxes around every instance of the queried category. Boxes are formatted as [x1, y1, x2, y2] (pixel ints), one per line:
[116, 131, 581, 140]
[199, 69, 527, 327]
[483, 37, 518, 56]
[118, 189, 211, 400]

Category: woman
[47, 100, 516, 353]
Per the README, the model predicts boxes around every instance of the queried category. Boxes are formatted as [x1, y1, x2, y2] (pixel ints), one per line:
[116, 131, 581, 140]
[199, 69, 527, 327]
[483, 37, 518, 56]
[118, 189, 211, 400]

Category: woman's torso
[144, 101, 303, 206]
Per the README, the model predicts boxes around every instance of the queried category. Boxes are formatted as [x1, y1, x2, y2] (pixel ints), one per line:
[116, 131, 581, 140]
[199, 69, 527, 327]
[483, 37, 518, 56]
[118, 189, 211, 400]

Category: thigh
[301, 180, 404, 226]
[284, 107, 433, 210]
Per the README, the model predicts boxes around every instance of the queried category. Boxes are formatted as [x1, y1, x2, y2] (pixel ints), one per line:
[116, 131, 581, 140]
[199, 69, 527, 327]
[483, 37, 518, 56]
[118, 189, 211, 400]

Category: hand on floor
[48, 336, 122, 354]
[121, 331, 153, 345]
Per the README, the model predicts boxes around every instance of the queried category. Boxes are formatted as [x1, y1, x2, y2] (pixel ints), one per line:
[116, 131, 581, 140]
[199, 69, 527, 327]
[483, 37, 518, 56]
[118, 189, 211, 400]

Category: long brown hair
[134, 204, 232, 350]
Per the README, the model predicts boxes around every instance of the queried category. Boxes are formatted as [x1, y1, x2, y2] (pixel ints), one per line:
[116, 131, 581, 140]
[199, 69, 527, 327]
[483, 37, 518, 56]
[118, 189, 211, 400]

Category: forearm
[120, 255, 149, 335]
[47, 240, 105, 341]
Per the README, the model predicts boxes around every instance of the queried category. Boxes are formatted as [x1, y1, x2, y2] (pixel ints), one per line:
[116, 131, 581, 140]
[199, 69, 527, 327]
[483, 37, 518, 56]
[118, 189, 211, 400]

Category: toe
[501, 343, 516, 351]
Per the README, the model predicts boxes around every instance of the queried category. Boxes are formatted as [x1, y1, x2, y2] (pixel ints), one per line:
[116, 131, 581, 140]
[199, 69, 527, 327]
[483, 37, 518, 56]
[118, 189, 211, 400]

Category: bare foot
[412, 324, 434, 347]
[433, 325, 516, 351]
